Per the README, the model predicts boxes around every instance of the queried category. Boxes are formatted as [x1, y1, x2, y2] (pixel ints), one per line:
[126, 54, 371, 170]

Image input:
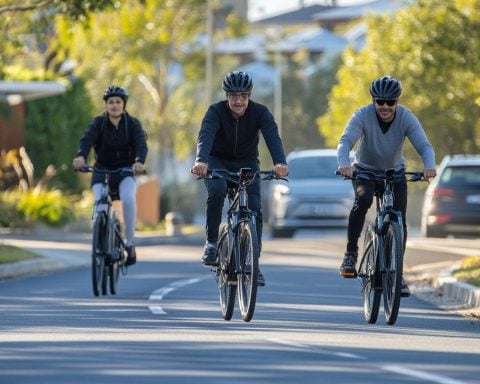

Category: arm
[337, 110, 363, 177]
[405, 112, 437, 178]
[73, 117, 100, 170]
[192, 106, 220, 176]
[258, 108, 288, 177]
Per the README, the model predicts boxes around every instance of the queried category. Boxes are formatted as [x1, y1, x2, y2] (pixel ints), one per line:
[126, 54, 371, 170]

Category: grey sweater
[337, 104, 435, 171]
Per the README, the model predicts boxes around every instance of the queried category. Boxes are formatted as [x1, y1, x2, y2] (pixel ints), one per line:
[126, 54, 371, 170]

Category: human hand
[423, 168, 437, 180]
[274, 163, 289, 178]
[132, 162, 145, 175]
[191, 161, 208, 177]
[72, 156, 85, 170]
[338, 165, 353, 178]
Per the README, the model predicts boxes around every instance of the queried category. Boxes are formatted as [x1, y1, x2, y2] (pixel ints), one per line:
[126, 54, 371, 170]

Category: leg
[340, 179, 375, 278]
[119, 176, 137, 246]
[119, 176, 137, 266]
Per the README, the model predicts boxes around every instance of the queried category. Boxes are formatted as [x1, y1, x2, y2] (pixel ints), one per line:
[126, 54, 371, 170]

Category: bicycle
[337, 169, 425, 325]
[198, 168, 286, 322]
[78, 165, 132, 297]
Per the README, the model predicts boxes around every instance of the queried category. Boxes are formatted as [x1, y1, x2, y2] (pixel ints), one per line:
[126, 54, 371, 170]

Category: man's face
[373, 98, 397, 122]
[106, 96, 125, 117]
[227, 92, 250, 118]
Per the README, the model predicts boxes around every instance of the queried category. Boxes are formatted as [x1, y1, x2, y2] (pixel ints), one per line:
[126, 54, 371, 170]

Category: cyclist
[337, 75, 436, 296]
[191, 71, 289, 286]
[72, 85, 148, 266]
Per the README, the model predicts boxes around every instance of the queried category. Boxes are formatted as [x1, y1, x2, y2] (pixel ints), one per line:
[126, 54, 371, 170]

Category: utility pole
[205, 0, 214, 106]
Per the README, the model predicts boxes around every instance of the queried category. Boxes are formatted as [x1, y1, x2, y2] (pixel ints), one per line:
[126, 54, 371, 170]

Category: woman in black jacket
[73, 85, 148, 266]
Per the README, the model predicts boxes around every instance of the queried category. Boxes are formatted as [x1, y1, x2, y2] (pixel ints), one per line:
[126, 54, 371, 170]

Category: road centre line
[148, 275, 210, 315]
[382, 365, 467, 384]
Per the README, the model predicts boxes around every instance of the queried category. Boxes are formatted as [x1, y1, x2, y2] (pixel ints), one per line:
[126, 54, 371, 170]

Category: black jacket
[76, 112, 148, 168]
[195, 100, 286, 165]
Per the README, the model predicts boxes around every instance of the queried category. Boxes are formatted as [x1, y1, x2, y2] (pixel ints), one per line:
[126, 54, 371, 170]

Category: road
[0, 230, 479, 384]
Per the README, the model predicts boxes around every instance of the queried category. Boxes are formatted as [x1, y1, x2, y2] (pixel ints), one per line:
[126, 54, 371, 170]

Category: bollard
[165, 211, 184, 236]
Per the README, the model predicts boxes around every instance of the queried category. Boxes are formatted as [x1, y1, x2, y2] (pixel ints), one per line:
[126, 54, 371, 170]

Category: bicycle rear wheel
[237, 220, 260, 322]
[92, 213, 107, 297]
[217, 225, 235, 320]
[109, 220, 122, 295]
[382, 221, 404, 325]
[359, 226, 381, 324]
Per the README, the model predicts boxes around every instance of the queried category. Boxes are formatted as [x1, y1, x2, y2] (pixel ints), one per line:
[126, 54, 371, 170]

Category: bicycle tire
[92, 212, 107, 297]
[109, 220, 122, 295]
[382, 221, 404, 325]
[217, 225, 235, 320]
[360, 226, 381, 324]
[237, 220, 259, 322]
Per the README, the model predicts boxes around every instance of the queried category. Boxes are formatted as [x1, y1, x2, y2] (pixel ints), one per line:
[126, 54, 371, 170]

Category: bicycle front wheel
[237, 221, 260, 322]
[217, 225, 235, 320]
[109, 220, 122, 295]
[359, 226, 381, 324]
[92, 213, 107, 297]
[382, 221, 404, 325]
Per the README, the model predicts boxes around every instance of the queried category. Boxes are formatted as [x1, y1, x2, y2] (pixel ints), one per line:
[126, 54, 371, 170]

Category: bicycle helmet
[222, 71, 253, 93]
[369, 76, 402, 99]
[103, 85, 129, 103]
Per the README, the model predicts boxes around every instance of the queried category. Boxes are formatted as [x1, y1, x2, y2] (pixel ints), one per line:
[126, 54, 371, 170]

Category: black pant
[204, 157, 262, 245]
[346, 178, 408, 253]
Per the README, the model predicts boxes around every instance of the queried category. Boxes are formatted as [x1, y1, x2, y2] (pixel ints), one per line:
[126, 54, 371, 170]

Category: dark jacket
[76, 112, 148, 169]
[195, 100, 286, 165]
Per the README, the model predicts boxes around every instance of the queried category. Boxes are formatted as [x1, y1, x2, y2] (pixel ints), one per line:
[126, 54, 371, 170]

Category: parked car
[421, 154, 480, 238]
[267, 148, 354, 238]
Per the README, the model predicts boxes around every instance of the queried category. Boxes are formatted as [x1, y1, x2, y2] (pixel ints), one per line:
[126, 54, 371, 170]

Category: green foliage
[24, 77, 93, 191]
[453, 255, 480, 287]
[318, 0, 480, 164]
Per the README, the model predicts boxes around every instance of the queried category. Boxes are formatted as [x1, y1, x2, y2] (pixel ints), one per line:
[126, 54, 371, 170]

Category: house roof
[272, 27, 347, 53]
[313, 0, 408, 24]
[0, 81, 67, 105]
[253, 4, 333, 25]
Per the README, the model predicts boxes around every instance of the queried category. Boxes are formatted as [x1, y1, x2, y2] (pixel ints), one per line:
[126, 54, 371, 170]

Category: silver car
[268, 149, 354, 238]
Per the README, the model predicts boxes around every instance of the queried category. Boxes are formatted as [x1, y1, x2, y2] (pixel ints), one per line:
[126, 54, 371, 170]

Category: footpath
[0, 228, 479, 318]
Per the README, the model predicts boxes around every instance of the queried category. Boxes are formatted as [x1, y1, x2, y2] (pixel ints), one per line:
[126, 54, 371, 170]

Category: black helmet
[222, 71, 253, 93]
[103, 85, 129, 103]
[369, 76, 402, 99]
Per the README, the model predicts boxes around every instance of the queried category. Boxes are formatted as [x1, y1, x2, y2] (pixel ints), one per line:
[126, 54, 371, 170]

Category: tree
[317, 0, 480, 162]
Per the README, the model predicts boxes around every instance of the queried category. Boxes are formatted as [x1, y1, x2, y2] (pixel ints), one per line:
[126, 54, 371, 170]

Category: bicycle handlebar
[335, 169, 425, 182]
[194, 168, 288, 183]
[75, 165, 135, 175]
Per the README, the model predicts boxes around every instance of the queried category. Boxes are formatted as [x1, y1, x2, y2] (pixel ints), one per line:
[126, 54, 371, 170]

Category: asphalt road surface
[0, 230, 478, 384]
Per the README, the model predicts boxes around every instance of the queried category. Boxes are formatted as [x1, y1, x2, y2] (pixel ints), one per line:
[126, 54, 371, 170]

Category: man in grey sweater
[337, 76, 437, 296]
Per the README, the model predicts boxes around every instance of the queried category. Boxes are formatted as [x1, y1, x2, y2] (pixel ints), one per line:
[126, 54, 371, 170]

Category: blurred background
[0, 0, 478, 232]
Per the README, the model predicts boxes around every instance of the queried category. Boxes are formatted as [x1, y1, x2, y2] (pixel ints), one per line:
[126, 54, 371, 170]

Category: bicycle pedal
[340, 271, 357, 278]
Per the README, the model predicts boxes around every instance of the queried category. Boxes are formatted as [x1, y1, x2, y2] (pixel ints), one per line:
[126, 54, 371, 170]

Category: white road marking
[267, 338, 365, 360]
[382, 365, 467, 384]
[148, 275, 210, 315]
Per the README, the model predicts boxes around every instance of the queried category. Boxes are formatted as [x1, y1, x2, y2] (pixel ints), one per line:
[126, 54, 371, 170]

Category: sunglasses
[375, 99, 397, 106]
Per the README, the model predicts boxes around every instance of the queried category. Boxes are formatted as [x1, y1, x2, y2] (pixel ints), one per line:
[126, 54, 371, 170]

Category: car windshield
[288, 156, 338, 180]
[440, 166, 480, 187]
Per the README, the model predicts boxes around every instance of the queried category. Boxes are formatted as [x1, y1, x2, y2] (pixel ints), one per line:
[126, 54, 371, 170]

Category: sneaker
[243, 265, 266, 286]
[257, 270, 266, 287]
[401, 278, 411, 297]
[340, 252, 358, 278]
[202, 244, 218, 266]
[125, 245, 136, 266]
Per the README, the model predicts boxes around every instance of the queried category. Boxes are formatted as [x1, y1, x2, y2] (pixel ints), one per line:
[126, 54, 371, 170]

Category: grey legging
[92, 176, 137, 246]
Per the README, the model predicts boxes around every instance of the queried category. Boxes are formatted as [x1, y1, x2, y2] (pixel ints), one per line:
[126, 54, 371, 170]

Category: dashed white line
[382, 365, 468, 384]
[148, 275, 210, 315]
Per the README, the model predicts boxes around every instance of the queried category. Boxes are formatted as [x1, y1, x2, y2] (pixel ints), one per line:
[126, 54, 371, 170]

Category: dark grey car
[421, 154, 480, 238]
[267, 149, 354, 238]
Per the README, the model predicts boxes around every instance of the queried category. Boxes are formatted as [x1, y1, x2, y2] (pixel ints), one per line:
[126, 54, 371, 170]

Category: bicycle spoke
[217, 226, 235, 320]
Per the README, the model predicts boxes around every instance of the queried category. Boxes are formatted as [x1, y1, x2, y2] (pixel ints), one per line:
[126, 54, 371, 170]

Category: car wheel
[271, 228, 295, 238]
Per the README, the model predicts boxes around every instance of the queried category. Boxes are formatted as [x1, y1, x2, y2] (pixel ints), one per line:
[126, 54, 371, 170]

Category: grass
[452, 256, 480, 287]
[0, 244, 40, 264]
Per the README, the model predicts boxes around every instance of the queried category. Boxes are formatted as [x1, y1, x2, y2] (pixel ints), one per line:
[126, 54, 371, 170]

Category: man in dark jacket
[191, 71, 288, 286]
[73, 85, 148, 266]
